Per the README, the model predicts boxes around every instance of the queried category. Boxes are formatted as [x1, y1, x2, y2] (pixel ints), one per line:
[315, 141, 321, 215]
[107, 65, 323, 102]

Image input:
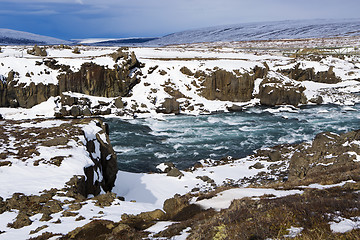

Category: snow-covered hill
[148, 19, 360, 46]
[0, 28, 71, 45]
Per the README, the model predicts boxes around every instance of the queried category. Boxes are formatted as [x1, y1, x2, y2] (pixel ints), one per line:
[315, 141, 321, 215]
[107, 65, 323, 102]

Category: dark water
[105, 104, 360, 173]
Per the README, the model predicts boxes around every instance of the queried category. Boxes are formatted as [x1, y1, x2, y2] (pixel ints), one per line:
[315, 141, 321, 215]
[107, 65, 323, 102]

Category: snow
[145, 221, 175, 234]
[299, 180, 356, 190]
[283, 226, 303, 238]
[330, 216, 360, 233]
[193, 188, 303, 211]
[147, 19, 360, 46]
[1, 44, 360, 120]
[156, 163, 168, 172]
[0, 97, 58, 120]
[0, 28, 71, 45]
[0, 138, 94, 199]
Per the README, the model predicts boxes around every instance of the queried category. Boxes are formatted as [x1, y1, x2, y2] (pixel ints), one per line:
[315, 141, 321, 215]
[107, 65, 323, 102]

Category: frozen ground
[0, 39, 360, 239]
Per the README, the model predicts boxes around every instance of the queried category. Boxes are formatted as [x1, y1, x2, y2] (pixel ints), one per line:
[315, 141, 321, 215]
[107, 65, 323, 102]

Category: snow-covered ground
[1, 41, 360, 239]
[1, 42, 360, 120]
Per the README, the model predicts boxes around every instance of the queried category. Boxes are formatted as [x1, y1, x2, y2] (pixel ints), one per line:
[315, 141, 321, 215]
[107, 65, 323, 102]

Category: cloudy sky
[0, 0, 359, 40]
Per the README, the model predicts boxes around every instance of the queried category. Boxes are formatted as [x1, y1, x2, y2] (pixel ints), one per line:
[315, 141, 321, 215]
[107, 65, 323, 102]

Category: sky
[0, 0, 360, 40]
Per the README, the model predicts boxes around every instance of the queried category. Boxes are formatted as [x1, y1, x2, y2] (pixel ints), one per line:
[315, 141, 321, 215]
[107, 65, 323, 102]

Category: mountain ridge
[0, 28, 71, 45]
[147, 18, 360, 46]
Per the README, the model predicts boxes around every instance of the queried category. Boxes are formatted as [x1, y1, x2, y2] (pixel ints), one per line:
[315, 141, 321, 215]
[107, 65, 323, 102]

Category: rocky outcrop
[82, 120, 118, 195]
[27, 45, 47, 56]
[258, 78, 307, 106]
[57, 61, 140, 98]
[280, 64, 341, 84]
[288, 130, 360, 183]
[0, 118, 117, 197]
[201, 69, 255, 102]
[0, 49, 141, 109]
[200, 66, 267, 102]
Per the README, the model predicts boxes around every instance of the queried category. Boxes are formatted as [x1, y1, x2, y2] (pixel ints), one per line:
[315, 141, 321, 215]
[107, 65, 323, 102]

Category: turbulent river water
[106, 104, 360, 173]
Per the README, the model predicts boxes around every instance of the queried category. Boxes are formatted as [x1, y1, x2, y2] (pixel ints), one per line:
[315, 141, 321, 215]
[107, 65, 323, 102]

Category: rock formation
[258, 78, 307, 106]
[0, 49, 141, 110]
[280, 64, 341, 84]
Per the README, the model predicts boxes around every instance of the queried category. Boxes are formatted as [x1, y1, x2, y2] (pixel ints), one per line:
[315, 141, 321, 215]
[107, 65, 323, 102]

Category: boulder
[167, 168, 184, 178]
[114, 96, 124, 108]
[156, 98, 180, 114]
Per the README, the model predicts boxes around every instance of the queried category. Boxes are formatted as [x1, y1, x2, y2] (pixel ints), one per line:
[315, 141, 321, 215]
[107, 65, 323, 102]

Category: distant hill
[74, 37, 159, 46]
[0, 28, 71, 45]
[147, 19, 360, 46]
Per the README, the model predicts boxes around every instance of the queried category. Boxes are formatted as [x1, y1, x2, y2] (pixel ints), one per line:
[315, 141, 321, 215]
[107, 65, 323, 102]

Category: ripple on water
[106, 104, 360, 173]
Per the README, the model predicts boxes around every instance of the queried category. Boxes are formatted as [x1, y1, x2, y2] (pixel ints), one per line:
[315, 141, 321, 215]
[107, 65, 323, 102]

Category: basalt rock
[258, 78, 307, 106]
[0, 73, 59, 108]
[288, 130, 360, 184]
[82, 120, 118, 195]
[201, 69, 254, 102]
[0, 50, 141, 109]
[27, 45, 47, 57]
[57, 61, 140, 98]
[280, 64, 341, 84]
[156, 98, 180, 114]
[200, 66, 267, 102]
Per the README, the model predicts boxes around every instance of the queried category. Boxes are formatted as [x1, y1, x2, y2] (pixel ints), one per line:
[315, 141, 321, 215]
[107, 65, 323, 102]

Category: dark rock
[121, 209, 166, 230]
[280, 64, 341, 84]
[72, 47, 81, 54]
[70, 106, 81, 117]
[114, 96, 124, 108]
[66, 220, 114, 239]
[42, 137, 69, 147]
[92, 192, 116, 207]
[249, 162, 265, 169]
[288, 129, 360, 183]
[27, 45, 47, 57]
[8, 211, 32, 229]
[156, 98, 180, 114]
[227, 104, 243, 112]
[0, 114, 2, 119]
[166, 168, 184, 178]
[180, 66, 194, 76]
[201, 69, 255, 102]
[82, 107, 92, 116]
[159, 162, 175, 173]
[0, 51, 141, 109]
[259, 79, 307, 106]
[309, 96, 323, 104]
[163, 195, 201, 221]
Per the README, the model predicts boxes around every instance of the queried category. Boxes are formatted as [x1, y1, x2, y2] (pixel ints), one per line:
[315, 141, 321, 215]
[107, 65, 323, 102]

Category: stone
[227, 104, 243, 112]
[114, 97, 124, 108]
[112, 223, 131, 234]
[259, 79, 307, 106]
[280, 64, 341, 84]
[201, 69, 255, 102]
[156, 98, 180, 114]
[180, 66, 194, 76]
[167, 168, 184, 178]
[70, 106, 81, 117]
[92, 192, 116, 207]
[42, 137, 69, 147]
[82, 107, 92, 116]
[249, 162, 265, 169]
[66, 220, 114, 239]
[8, 211, 32, 229]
